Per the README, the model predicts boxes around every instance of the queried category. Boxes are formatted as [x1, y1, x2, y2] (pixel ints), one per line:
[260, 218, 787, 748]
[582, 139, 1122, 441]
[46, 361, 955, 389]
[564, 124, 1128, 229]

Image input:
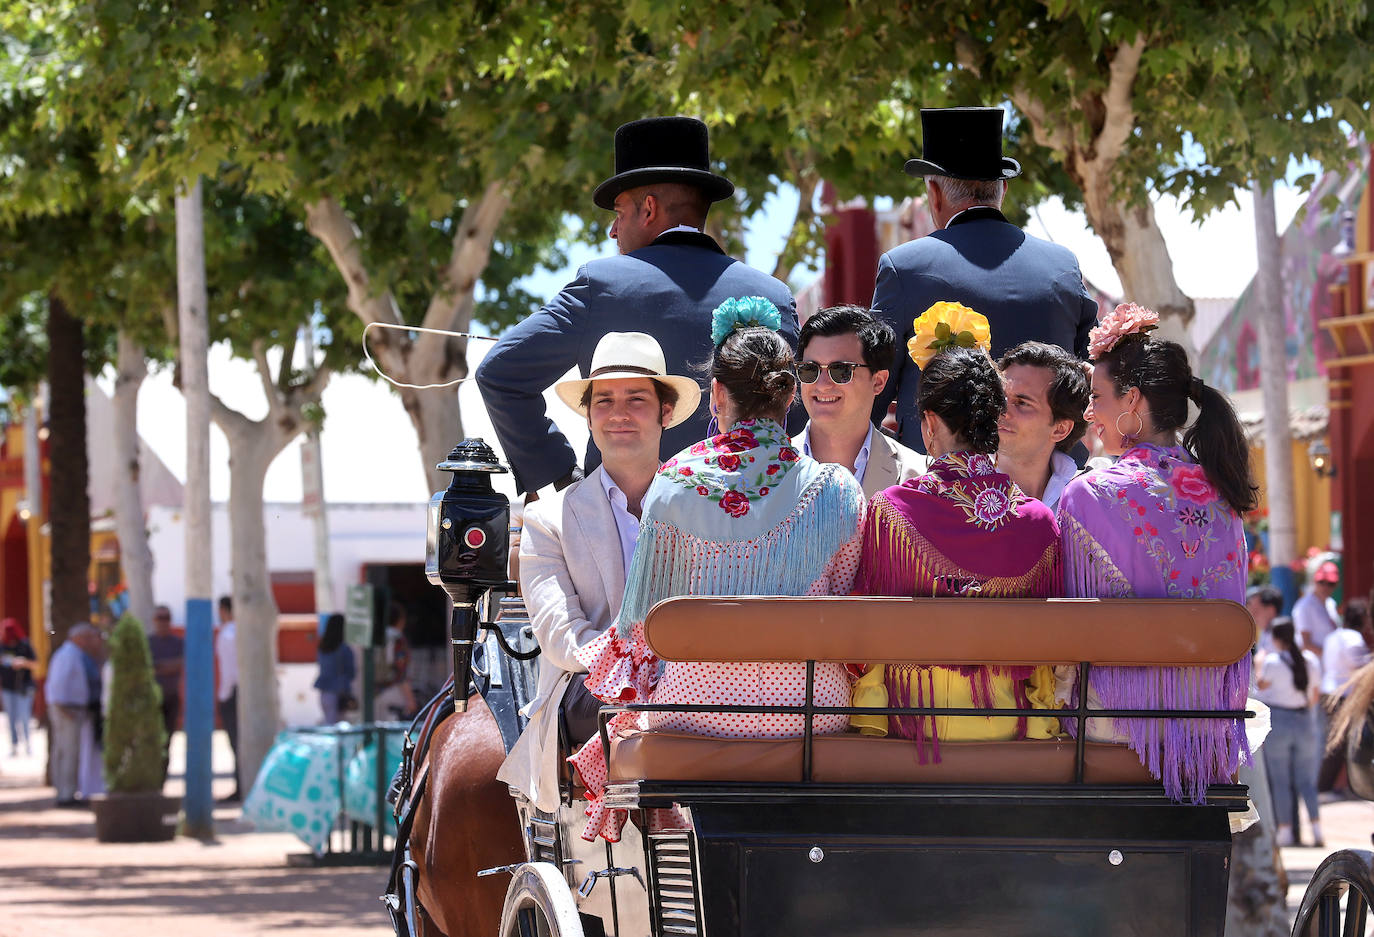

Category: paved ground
[3, 721, 1374, 934]
[0, 728, 394, 937]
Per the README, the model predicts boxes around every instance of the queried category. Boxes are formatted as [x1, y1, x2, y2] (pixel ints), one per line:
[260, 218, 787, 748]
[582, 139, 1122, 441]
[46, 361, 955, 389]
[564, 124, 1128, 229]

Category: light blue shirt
[44, 640, 91, 707]
[599, 469, 641, 580]
[795, 424, 874, 485]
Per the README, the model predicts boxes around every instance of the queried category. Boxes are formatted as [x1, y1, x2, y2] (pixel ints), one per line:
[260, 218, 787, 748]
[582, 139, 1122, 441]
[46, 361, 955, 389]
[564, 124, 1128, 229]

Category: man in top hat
[477, 116, 796, 494]
[870, 106, 1099, 451]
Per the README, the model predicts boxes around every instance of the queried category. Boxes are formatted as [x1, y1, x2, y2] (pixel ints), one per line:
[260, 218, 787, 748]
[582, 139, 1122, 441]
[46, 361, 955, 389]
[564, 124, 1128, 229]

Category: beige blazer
[861, 428, 927, 500]
[497, 467, 626, 811]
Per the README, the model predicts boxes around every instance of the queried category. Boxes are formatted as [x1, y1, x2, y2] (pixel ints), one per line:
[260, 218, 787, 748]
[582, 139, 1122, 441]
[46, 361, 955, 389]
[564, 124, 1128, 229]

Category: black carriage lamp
[1309, 438, 1336, 479]
[425, 438, 518, 711]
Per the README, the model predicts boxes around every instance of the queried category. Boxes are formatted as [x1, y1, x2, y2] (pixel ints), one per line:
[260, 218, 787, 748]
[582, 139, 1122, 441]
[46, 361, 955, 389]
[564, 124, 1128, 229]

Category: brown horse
[407, 691, 527, 937]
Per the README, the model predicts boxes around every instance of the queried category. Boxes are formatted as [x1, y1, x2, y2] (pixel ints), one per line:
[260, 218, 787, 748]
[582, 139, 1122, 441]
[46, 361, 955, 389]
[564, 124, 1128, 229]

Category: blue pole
[1271, 565, 1298, 616]
[182, 597, 214, 836]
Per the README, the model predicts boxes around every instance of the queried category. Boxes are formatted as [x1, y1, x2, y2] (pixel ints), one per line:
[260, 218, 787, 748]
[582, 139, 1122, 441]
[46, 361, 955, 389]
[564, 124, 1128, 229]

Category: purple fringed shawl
[1057, 443, 1251, 803]
[854, 451, 1061, 753]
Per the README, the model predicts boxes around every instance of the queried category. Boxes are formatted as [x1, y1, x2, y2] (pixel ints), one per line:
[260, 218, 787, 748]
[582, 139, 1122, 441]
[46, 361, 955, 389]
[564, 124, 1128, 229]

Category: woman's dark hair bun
[918, 345, 1003, 454]
[711, 326, 795, 422]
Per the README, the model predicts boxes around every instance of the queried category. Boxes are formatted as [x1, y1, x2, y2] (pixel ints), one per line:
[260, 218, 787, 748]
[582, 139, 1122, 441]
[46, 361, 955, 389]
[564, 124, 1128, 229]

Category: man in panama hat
[870, 106, 1099, 453]
[500, 331, 694, 812]
[477, 116, 796, 494]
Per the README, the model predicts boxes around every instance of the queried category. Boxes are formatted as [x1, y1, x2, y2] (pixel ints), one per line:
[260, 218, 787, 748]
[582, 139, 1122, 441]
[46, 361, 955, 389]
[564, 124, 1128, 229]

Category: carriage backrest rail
[642, 596, 1255, 667]
[602, 597, 1256, 791]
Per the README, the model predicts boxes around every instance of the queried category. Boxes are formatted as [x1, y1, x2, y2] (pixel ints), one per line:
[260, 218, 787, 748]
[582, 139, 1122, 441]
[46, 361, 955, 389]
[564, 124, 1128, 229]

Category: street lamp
[1309, 438, 1336, 479]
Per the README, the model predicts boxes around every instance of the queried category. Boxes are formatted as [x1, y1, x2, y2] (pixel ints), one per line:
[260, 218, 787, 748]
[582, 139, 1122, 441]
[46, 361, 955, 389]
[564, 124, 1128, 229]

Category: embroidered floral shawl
[1057, 443, 1250, 802]
[853, 451, 1061, 753]
[617, 419, 865, 636]
[855, 451, 1059, 599]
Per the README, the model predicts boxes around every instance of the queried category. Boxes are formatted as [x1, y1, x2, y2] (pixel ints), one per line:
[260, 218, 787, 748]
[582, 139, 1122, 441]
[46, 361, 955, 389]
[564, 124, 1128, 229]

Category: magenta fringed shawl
[1057, 443, 1251, 802]
[855, 451, 1060, 599]
[854, 451, 1061, 751]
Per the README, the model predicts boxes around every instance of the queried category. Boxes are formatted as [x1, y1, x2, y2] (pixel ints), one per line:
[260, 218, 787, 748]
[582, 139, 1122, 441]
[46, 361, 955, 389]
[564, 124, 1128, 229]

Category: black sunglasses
[797, 361, 869, 385]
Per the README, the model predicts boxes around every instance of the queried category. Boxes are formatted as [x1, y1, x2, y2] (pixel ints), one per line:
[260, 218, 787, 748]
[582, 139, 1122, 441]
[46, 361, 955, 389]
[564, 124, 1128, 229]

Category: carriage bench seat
[609, 733, 1161, 785]
[606, 596, 1254, 789]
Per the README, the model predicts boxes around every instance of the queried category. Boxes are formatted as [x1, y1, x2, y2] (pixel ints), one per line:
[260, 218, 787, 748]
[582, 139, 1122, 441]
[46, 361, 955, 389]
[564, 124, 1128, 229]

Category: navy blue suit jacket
[476, 232, 797, 492]
[870, 207, 1098, 451]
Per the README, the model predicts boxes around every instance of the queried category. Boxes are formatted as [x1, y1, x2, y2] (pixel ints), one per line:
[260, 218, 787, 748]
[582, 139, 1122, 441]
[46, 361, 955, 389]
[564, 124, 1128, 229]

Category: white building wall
[148, 501, 430, 615]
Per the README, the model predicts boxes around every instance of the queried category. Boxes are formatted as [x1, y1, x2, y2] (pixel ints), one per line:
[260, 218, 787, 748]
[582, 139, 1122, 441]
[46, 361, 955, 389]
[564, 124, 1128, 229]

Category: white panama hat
[554, 331, 701, 429]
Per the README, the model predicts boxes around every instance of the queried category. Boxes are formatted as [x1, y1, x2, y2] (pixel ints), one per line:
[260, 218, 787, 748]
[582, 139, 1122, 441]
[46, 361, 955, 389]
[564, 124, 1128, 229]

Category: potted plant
[91, 612, 178, 842]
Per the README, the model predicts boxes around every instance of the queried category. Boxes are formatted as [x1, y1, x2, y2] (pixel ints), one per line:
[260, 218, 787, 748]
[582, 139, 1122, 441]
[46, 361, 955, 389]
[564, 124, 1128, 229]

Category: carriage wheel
[498, 862, 585, 937]
[1292, 850, 1374, 937]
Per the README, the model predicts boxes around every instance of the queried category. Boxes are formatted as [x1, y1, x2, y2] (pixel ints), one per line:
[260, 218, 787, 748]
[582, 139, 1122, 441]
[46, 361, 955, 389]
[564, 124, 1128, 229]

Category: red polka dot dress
[568, 530, 862, 842]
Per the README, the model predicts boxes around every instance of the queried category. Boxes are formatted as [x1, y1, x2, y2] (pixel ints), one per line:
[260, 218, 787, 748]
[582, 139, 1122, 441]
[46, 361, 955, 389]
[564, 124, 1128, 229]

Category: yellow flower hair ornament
[907, 301, 992, 370]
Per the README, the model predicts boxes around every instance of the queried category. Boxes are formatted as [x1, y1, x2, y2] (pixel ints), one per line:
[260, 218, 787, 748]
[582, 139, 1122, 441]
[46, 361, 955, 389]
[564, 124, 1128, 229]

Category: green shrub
[102, 613, 167, 793]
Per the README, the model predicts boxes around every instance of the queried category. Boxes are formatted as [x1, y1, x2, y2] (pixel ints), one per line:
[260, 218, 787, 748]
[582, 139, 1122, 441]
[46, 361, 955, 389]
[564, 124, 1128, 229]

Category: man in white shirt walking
[215, 595, 241, 802]
[995, 342, 1090, 510]
[1294, 560, 1342, 658]
[44, 624, 103, 806]
[794, 305, 924, 499]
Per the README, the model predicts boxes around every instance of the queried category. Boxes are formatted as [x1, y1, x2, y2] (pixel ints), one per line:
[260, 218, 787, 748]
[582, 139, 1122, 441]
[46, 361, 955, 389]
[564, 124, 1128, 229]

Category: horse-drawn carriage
[386, 442, 1374, 937]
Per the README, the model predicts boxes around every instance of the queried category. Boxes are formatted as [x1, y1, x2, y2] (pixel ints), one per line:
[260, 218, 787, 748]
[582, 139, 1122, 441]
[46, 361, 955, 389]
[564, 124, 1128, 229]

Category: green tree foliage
[102, 612, 167, 794]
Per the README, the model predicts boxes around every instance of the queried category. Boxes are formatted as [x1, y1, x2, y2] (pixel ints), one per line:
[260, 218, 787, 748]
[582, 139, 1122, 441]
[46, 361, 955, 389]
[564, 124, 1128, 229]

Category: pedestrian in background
[44, 624, 103, 806]
[1246, 584, 1284, 653]
[147, 605, 184, 782]
[1295, 560, 1342, 657]
[314, 613, 355, 725]
[1256, 618, 1323, 847]
[1320, 598, 1372, 793]
[215, 594, 241, 802]
[374, 602, 416, 720]
[0, 618, 36, 756]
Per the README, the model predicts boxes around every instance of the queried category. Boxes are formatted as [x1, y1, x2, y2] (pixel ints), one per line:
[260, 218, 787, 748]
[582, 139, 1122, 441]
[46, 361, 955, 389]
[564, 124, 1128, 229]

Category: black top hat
[593, 117, 735, 210]
[903, 107, 1022, 182]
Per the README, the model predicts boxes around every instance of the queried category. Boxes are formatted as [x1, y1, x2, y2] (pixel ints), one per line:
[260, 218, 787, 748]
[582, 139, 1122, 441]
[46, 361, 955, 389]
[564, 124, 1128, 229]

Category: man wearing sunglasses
[795, 305, 925, 498]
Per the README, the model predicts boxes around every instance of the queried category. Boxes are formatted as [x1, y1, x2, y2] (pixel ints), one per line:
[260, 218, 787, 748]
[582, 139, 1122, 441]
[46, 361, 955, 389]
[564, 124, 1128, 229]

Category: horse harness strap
[384, 676, 461, 936]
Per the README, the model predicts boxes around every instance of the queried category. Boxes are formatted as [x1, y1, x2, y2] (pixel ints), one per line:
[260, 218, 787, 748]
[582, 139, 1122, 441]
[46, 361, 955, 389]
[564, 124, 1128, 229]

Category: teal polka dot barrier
[342, 733, 406, 837]
[242, 731, 347, 854]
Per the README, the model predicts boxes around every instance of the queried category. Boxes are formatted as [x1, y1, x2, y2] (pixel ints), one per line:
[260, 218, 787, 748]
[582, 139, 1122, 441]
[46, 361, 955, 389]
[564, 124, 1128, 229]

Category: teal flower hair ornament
[711, 296, 783, 347]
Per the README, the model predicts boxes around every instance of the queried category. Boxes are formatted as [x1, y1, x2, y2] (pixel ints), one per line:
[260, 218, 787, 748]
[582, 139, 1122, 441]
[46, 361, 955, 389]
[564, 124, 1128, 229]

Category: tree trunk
[299, 327, 336, 617]
[999, 36, 1196, 354]
[1080, 190, 1197, 352]
[215, 412, 285, 792]
[305, 185, 506, 491]
[210, 353, 329, 790]
[46, 294, 90, 649]
[1253, 181, 1298, 584]
[112, 330, 156, 631]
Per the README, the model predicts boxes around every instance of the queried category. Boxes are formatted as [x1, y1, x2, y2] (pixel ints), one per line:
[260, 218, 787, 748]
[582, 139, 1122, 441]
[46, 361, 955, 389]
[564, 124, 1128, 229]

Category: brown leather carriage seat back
[606, 597, 1254, 786]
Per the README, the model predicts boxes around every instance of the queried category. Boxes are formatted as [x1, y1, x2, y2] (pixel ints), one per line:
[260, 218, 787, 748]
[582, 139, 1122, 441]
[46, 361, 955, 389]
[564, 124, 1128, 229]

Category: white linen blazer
[497, 466, 626, 811]
[861, 428, 927, 500]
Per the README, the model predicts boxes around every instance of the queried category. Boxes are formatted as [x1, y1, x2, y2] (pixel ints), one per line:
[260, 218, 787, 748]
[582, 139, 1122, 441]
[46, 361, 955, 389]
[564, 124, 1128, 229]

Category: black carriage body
[665, 793, 1234, 937]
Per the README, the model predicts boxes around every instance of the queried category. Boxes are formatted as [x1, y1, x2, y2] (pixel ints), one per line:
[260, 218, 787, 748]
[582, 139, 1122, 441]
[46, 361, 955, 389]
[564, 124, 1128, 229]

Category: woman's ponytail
[1182, 380, 1258, 515]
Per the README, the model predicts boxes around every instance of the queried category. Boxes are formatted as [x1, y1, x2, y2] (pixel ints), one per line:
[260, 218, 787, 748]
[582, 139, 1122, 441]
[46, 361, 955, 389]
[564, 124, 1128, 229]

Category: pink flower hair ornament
[1087, 302, 1160, 360]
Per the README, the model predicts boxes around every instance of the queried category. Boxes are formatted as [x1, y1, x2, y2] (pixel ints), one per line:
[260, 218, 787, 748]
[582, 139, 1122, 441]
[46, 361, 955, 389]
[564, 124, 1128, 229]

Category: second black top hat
[904, 107, 1022, 182]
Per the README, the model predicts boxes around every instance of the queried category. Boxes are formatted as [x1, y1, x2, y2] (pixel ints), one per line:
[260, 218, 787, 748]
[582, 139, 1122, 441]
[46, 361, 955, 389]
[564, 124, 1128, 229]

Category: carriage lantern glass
[425, 438, 513, 710]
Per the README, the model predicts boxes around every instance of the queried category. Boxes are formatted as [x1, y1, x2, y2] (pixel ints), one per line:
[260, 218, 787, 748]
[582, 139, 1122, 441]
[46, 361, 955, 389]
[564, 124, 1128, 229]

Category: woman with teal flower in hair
[568, 296, 866, 843]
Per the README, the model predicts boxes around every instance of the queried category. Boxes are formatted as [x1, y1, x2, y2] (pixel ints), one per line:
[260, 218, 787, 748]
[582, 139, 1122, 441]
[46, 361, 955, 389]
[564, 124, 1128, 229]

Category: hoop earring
[707, 400, 719, 438]
[1116, 410, 1144, 447]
